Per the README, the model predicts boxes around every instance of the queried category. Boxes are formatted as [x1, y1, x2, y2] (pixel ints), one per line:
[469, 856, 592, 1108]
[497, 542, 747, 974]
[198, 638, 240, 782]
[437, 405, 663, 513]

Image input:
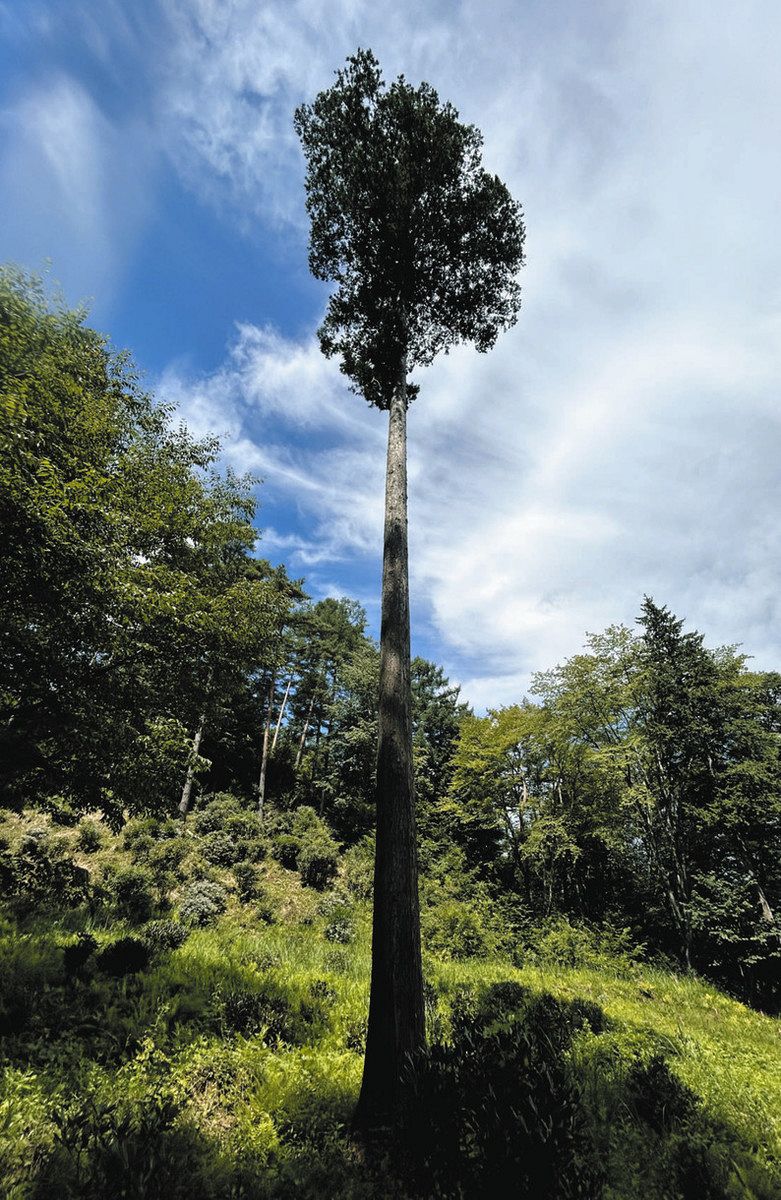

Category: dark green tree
[0, 267, 286, 821]
[295, 49, 525, 1130]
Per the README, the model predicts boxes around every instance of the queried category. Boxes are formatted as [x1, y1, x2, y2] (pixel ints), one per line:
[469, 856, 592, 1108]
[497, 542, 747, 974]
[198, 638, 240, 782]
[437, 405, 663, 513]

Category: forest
[2, 42, 781, 1200]
[1, 264, 780, 1198]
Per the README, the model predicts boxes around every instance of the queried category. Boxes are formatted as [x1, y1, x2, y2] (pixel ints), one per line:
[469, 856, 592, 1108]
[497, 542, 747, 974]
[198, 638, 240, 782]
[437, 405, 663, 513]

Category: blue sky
[2, 0, 781, 708]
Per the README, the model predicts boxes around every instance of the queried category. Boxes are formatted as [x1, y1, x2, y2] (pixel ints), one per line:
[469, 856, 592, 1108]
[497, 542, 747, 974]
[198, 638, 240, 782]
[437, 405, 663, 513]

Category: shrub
[271, 833, 301, 869]
[121, 817, 161, 851]
[269, 805, 334, 874]
[76, 820, 103, 853]
[63, 932, 98, 977]
[220, 988, 289, 1037]
[95, 936, 150, 977]
[233, 861, 259, 902]
[298, 836, 339, 890]
[202, 830, 241, 867]
[531, 918, 643, 973]
[343, 836, 374, 899]
[237, 835, 268, 863]
[0, 845, 16, 893]
[12, 832, 91, 907]
[143, 919, 189, 953]
[179, 879, 227, 927]
[191, 793, 245, 836]
[325, 915, 354, 944]
[423, 898, 494, 961]
[157, 817, 182, 840]
[147, 839, 188, 874]
[224, 810, 263, 840]
[320, 893, 355, 943]
[109, 866, 156, 924]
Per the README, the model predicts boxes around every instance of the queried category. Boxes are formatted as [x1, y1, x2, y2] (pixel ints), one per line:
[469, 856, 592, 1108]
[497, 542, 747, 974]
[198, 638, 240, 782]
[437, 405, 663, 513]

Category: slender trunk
[257, 672, 276, 821]
[271, 676, 293, 754]
[355, 355, 424, 1134]
[179, 713, 206, 819]
[318, 716, 332, 817]
[295, 695, 316, 770]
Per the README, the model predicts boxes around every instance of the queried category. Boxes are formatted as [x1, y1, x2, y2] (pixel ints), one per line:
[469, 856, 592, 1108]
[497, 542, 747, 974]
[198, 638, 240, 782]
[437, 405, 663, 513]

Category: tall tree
[295, 49, 525, 1131]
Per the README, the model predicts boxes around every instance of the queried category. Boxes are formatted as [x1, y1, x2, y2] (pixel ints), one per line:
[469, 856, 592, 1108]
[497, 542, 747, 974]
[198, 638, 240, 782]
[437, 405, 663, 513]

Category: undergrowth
[0, 805, 778, 1199]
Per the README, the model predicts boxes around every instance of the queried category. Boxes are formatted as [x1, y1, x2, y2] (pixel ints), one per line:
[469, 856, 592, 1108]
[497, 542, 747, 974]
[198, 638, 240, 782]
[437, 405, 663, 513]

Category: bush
[298, 836, 339, 890]
[320, 893, 355, 943]
[271, 833, 301, 869]
[202, 830, 241, 867]
[63, 932, 98, 977]
[269, 805, 335, 875]
[233, 861, 259, 902]
[179, 879, 228, 927]
[237, 835, 268, 863]
[147, 838, 188, 874]
[344, 836, 374, 899]
[143, 919, 189, 953]
[12, 832, 91, 908]
[76, 820, 103, 853]
[423, 899, 494, 961]
[531, 918, 643, 973]
[121, 817, 161, 851]
[191, 793, 245, 836]
[224, 810, 263, 840]
[95, 936, 150, 977]
[108, 866, 156, 924]
[325, 915, 354, 944]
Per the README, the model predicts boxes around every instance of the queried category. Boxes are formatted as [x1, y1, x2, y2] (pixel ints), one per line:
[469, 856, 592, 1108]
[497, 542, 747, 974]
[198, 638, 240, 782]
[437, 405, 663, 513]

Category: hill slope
[0, 805, 779, 1199]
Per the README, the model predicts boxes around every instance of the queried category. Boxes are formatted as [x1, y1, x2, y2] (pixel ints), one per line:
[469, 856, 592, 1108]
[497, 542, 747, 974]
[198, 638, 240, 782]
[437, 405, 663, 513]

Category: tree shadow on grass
[2, 932, 778, 1199]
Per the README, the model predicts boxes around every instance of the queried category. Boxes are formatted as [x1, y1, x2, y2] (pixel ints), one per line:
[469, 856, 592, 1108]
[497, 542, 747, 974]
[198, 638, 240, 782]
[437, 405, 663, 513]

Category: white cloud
[0, 72, 156, 302]
[158, 0, 781, 708]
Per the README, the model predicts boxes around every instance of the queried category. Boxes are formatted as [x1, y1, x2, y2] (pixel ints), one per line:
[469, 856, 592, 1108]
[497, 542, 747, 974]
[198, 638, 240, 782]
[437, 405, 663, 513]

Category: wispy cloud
[0, 72, 156, 302]
[6, 0, 776, 709]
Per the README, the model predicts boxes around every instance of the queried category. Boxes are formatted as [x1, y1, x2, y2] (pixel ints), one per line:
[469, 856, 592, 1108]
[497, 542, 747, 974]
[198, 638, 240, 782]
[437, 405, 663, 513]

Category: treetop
[295, 49, 525, 409]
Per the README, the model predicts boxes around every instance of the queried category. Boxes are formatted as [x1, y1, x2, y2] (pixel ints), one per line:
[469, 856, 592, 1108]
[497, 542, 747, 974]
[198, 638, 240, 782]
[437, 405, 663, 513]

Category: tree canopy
[294, 48, 526, 408]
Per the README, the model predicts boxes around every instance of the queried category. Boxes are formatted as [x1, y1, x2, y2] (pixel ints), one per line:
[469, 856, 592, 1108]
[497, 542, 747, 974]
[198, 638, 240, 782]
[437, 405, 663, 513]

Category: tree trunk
[271, 676, 292, 754]
[295, 695, 315, 769]
[354, 355, 424, 1134]
[257, 671, 276, 821]
[179, 713, 206, 819]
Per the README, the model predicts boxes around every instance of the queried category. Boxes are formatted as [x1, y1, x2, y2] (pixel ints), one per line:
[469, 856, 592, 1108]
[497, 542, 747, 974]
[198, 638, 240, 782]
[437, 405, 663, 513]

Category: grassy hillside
[0, 803, 779, 1199]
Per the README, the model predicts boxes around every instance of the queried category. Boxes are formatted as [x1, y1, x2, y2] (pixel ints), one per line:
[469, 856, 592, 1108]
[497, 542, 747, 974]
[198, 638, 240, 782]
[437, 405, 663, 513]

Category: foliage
[0, 268, 288, 820]
[95, 935, 150, 977]
[179, 879, 228, 927]
[143, 919, 189, 953]
[294, 49, 525, 408]
[447, 602, 781, 1009]
[76, 820, 103, 853]
[107, 865, 156, 924]
[298, 834, 340, 891]
[6, 829, 91, 910]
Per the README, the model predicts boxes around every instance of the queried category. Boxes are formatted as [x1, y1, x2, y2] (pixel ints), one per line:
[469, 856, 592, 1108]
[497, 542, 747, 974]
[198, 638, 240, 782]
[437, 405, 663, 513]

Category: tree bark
[271, 676, 292, 754]
[354, 355, 425, 1134]
[179, 713, 206, 819]
[257, 671, 276, 821]
[295, 695, 316, 770]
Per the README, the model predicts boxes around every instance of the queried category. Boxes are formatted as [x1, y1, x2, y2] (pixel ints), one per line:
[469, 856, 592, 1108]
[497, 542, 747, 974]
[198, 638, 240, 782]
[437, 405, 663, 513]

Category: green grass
[1, 805, 779, 1198]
